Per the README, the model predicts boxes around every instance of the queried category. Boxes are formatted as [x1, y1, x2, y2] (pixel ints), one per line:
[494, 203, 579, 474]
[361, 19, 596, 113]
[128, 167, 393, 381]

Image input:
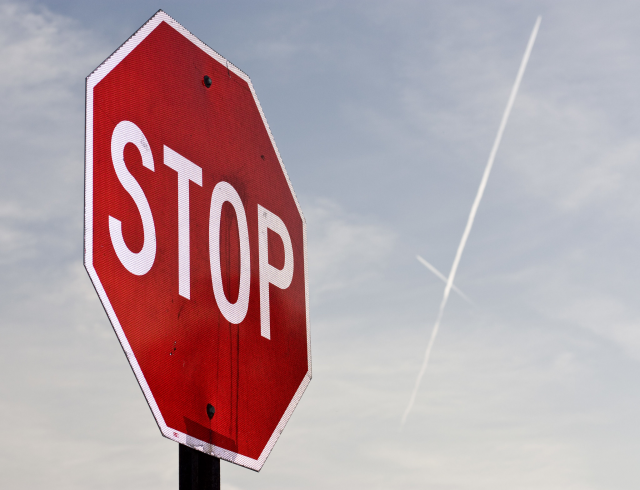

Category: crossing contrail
[401, 16, 541, 427]
[416, 255, 473, 305]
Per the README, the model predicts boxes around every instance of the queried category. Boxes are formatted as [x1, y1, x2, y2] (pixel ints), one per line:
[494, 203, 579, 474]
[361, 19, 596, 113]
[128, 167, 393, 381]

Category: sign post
[180, 445, 220, 490]
[84, 10, 311, 485]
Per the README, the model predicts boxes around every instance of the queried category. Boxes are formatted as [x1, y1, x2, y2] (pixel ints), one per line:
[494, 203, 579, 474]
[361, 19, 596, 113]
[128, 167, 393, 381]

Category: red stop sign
[84, 11, 310, 471]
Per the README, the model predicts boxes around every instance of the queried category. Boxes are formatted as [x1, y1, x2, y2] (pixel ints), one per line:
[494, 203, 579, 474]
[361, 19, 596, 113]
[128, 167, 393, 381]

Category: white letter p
[258, 205, 293, 340]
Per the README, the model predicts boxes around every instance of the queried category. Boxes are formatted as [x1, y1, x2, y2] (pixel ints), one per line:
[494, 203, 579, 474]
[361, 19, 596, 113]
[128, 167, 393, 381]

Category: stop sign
[84, 11, 310, 471]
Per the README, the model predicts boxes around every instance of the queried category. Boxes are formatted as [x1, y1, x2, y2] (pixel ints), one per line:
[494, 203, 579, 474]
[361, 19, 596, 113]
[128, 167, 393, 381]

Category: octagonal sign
[84, 11, 310, 471]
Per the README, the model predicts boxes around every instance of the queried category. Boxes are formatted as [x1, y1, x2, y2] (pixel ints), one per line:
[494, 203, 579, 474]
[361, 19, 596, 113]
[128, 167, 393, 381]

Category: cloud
[304, 198, 396, 299]
[0, 1, 103, 269]
[498, 89, 640, 216]
[526, 265, 640, 360]
[0, 1, 97, 113]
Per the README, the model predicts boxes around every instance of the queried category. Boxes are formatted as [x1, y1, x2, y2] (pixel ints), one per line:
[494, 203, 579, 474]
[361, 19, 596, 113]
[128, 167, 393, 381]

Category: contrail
[416, 255, 473, 305]
[401, 16, 541, 427]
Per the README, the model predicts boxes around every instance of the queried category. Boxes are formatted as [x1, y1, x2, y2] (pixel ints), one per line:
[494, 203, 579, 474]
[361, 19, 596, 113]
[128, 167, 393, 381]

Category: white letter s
[108, 121, 156, 276]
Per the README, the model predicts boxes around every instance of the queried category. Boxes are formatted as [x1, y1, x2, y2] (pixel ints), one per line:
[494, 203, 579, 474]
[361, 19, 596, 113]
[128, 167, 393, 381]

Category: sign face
[84, 11, 310, 471]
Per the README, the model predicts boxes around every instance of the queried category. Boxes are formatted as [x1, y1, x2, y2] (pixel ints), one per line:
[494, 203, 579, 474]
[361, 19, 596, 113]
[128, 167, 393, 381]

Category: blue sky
[2, 1, 640, 488]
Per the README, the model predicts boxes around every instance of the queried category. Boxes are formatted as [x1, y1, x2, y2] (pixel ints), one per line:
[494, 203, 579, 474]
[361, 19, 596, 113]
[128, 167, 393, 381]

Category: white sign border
[84, 9, 311, 472]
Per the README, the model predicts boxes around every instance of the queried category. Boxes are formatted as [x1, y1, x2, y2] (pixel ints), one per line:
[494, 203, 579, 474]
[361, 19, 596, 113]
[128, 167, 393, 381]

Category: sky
[1, 0, 640, 488]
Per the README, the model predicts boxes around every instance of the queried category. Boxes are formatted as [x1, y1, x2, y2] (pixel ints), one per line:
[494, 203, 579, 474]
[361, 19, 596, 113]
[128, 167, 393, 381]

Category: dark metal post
[179, 444, 220, 490]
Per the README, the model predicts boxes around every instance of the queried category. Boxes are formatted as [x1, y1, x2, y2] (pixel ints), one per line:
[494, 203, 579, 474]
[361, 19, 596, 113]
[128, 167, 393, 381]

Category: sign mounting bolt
[207, 403, 215, 420]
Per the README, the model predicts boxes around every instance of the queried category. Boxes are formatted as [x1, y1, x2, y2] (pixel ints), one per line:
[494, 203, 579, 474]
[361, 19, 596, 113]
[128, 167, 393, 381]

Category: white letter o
[209, 181, 251, 324]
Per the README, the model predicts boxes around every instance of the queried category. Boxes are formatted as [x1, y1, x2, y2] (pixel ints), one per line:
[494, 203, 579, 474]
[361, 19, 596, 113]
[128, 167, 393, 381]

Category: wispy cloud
[305, 198, 396, 299]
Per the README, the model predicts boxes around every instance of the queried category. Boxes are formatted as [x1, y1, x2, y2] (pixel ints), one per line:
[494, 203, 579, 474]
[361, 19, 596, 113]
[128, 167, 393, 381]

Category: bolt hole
[203, 75, 212, 88]
[206, 403, 216, 420]
[260, 155, 265, 161]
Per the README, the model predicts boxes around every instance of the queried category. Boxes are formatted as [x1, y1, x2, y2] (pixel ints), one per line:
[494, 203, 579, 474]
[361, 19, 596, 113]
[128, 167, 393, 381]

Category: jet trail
[401, 16, 541, 427]
[416, 255, 473, 305]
